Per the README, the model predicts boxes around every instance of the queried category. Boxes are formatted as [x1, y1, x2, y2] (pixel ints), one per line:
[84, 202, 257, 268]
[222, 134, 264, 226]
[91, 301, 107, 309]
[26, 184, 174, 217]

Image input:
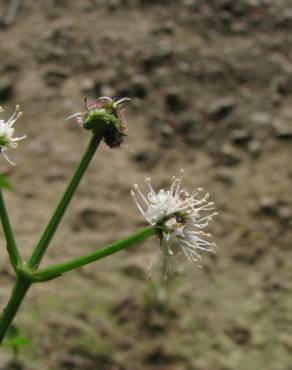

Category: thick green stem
[28, 130, 104, 269]
[34, 225, 156, 281]
[0, 277, 31, 345]
[0, 190, 21, 269]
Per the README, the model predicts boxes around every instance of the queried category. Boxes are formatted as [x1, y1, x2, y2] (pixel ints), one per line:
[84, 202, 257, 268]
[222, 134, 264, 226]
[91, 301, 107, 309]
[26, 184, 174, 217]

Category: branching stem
[0, 119, 155, 346]
[0, 128, 105, 344]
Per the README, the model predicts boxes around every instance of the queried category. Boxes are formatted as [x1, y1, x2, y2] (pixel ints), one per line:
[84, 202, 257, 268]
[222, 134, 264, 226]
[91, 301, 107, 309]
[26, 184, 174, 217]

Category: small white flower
[131, 170, 217, 277]
[0, 105, 26, 165]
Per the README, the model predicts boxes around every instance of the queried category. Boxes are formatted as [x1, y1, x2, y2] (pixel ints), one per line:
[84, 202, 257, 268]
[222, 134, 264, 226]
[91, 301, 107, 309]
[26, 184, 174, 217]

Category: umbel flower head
[131, 170, 217, 277]
[0, 105, 26, 166]
[68, 96, 130, 148]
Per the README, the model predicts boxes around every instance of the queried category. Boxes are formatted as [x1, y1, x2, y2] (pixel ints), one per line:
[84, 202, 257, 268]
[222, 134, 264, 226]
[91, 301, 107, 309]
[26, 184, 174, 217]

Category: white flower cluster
[131, 170, 217, 275]
[0, 105, 26, 165]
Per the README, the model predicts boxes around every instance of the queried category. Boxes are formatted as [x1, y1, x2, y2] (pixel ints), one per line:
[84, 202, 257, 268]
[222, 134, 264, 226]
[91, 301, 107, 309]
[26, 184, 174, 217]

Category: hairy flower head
[68, 96, 130, 148]
[131, 170, 217, 277]
[0, 105, 26, 165]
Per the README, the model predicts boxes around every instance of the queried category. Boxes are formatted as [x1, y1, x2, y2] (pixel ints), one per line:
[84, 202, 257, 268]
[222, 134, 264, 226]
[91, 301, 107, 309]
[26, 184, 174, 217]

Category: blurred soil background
[0, 0, 292, 369]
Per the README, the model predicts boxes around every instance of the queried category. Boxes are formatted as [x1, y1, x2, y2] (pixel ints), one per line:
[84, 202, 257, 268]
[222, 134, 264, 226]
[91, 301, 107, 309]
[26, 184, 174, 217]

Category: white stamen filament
[132, 171, 217, 276]
[0, 105, 26, 165]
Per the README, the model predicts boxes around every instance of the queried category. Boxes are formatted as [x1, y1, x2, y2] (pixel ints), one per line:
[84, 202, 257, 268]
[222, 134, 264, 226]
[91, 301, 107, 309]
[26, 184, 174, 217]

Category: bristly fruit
[69, 97, 131, 148]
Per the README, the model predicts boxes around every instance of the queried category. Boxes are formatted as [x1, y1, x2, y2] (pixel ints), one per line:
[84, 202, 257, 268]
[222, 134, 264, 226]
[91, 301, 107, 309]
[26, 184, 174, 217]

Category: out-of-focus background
[0, 0, 292, 369]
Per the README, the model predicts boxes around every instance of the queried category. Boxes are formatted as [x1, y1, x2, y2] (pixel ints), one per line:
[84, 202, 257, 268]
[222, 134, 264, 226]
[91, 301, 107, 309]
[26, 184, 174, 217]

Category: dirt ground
[0, 0, 292, 369]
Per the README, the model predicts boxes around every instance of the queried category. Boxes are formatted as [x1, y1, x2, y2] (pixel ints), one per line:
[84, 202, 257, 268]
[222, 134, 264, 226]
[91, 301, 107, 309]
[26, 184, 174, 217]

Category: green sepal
[83, 109, 119, 132]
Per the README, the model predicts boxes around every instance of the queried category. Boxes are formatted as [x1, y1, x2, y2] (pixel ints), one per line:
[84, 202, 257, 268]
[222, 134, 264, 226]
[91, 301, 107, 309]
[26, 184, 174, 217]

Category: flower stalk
[33, 225, 156, 281]
[0, 190, 22, 269]
[28, 128, 105, 269]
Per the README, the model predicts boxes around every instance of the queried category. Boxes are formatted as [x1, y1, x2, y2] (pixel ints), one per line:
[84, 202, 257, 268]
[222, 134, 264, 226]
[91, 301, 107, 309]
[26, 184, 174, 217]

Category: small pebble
[208, 97, 236, 121]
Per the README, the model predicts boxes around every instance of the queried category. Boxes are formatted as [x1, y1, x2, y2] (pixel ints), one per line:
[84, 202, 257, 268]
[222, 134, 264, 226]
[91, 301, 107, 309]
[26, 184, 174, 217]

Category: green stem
[28, 129, 104, 269]
[0, 190, 21, 269]
[34, 225, 156, 281]
[0, 277, 31, 345]
[0, 129, 105, 345]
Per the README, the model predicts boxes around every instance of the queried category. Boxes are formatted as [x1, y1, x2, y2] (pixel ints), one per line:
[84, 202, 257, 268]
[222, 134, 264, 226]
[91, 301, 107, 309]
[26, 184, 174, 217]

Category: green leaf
[4, 324, 31, 350]
[0, 174, 12, 190]
[5, 336, 31, 347]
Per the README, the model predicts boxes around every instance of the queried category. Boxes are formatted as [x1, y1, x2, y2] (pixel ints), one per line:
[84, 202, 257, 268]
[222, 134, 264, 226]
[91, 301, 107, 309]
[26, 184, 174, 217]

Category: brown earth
[0, 0, 292, 369]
